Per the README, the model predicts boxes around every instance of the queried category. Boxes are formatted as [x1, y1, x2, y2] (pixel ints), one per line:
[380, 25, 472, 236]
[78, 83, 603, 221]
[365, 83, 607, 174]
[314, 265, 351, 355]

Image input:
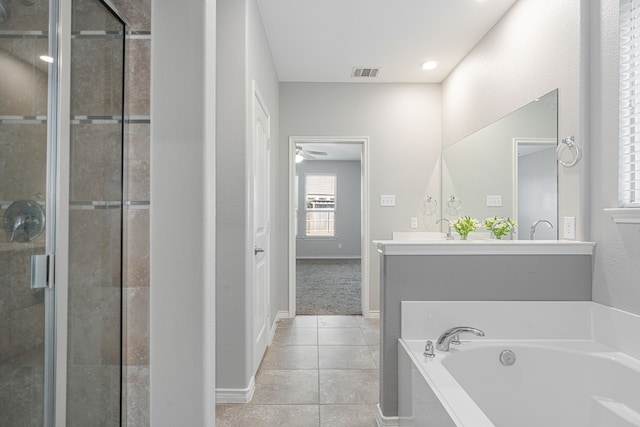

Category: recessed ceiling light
[421, 61, 438, 71]
[39, 55, 54, 63]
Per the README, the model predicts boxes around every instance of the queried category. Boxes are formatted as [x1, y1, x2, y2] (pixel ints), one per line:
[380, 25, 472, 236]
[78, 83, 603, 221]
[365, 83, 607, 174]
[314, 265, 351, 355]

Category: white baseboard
[270, 311, 290, 343]
[295, 256, 362, 260]
[216, 376, 255, 404]
[376, 404, 399, 427]
[366, 310, 380, 319]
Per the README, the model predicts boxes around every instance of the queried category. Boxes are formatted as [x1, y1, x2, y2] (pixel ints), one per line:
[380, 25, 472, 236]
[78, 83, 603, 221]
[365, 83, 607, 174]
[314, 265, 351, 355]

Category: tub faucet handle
[424, 340, 435, 358]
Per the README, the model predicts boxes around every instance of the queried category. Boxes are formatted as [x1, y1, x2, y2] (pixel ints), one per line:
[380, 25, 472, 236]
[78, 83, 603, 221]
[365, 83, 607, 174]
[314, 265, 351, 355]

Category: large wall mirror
[442, 89, 558, 240]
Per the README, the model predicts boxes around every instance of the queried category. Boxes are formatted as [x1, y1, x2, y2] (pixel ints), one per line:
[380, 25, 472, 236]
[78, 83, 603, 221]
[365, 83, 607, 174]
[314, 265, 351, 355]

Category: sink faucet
[436, 326, 485, 351]
[530, 219, 554, 240]
[435, 218, 453, 240]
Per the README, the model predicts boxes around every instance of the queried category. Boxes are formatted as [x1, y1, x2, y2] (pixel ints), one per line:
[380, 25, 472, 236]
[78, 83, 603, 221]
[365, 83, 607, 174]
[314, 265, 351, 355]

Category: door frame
[288, 136, 371, 317]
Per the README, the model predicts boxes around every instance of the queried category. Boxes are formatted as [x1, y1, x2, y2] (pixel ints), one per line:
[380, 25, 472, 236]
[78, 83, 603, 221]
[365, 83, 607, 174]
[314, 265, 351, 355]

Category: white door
[253, 84, 270, 371]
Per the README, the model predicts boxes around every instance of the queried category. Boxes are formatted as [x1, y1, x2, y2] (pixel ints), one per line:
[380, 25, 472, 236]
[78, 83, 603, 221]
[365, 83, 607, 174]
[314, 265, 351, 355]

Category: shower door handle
[254, 246, 265, 255]
[31, 254, 52, 289]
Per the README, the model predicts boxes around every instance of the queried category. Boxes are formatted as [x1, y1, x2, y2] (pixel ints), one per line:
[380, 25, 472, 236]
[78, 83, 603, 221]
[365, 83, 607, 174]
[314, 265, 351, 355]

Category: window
[305, 174, 336, 236]
[620, 0, 640, 207]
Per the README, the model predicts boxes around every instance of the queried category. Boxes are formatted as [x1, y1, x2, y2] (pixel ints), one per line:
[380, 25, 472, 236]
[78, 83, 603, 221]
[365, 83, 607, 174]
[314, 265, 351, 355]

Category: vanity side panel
[379, 254, 592, 417]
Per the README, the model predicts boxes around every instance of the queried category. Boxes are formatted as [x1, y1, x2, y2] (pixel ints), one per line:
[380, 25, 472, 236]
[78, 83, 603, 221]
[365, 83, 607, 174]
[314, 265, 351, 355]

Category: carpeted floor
[296, 259, 361, 315]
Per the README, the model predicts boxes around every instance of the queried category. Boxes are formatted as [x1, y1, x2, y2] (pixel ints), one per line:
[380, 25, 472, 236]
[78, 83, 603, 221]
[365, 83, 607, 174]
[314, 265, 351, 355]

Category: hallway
[216, 315, 380, 426]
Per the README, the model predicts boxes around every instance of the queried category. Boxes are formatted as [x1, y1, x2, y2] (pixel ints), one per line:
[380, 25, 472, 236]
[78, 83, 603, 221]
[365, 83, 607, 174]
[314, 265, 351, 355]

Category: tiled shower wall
[111, 0, 151, 425]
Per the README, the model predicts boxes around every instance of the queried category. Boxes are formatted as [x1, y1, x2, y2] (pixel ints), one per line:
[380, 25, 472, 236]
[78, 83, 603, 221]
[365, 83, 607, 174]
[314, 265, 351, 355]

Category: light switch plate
[410, 217, 418, 228]
[486, 195, 503, 207]
[380, 195, 396, 207]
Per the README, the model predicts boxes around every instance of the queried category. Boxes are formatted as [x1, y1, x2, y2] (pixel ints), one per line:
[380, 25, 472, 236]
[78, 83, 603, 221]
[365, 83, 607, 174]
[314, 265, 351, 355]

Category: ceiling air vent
[351, 67, 381, 78]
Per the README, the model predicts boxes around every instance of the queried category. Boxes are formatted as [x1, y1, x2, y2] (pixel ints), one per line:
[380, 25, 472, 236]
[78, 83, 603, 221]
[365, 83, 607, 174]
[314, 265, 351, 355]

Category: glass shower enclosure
[0, 0, 125, 425]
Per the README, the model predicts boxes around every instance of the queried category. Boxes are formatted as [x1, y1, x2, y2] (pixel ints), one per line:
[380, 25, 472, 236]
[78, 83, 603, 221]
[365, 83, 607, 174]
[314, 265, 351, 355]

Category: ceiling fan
[295, 145, 327, 161]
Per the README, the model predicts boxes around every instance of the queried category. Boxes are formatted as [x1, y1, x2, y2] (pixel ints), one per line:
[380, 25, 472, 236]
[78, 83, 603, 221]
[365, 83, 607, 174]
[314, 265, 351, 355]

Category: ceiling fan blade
[305, 150, 327, 156]
[301, 151, 316, 160]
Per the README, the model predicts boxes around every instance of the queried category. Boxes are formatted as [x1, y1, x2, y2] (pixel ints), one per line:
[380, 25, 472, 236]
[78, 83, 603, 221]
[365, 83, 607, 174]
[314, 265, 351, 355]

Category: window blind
[305, 174, 336, 237]
[620, 0, 640, 207]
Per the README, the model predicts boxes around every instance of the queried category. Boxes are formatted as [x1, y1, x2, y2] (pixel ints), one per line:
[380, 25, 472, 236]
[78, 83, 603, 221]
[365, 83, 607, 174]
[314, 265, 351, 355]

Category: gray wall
[378, 253, 593, 417]
[280, 83, 442, 312]
[216, 0, 280, 392]
[150, 0, 216, 424]
[590, 0, 640, 314]
[296, 160, 362, 259]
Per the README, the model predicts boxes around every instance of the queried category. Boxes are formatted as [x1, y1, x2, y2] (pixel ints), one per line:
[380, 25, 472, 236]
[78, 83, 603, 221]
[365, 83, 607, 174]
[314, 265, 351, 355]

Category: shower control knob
[3, 200, 45, 243]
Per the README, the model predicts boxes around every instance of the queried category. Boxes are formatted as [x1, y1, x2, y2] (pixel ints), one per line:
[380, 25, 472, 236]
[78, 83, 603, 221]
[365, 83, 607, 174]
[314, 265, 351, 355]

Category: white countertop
[373, 239, 596, 256]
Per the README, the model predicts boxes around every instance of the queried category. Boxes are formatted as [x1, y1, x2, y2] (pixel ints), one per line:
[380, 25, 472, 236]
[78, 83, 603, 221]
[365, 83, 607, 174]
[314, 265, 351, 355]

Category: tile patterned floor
[216, 315, 380, 427]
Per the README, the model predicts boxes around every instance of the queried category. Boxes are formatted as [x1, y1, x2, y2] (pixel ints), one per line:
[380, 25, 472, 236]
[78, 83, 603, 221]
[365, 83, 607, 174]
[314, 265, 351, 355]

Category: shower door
[0, 0, 54, 424]
[0, 0, 125, 425]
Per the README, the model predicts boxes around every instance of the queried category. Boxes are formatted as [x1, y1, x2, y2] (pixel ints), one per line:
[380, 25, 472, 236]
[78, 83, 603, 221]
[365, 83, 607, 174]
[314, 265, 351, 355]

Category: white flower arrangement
[483, 216, 517, 239]
[451, 216, 480, 240]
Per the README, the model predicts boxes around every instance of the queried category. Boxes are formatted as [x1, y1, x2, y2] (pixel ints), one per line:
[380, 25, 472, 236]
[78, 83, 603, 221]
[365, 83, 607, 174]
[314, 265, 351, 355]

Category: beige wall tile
[69, 209, 122, 288]
[67, 286, 121, 366]
[124, 208, 149, 287]
[0, 0, 48, 32]
[123, 366, 150, 427]
[0, 366, 42, 427]
[0, 124, 47, 201]
[72, 0, 124, 33]
[125, 39, 150, 116]
[110, 0, 151, 32]
[10, 304, 44, 358]
[0, 39, 48, 116]
[126, 123, 150, 202]
[123, 287, 149, 365]
[70, 38, 124, 117]
[70, 123, 123, 202]
[67, 366, 119, 427]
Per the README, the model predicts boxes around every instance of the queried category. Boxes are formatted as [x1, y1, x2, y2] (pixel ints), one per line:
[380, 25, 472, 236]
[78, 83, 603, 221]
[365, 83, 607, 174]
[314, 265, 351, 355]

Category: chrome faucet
[435, 218, 453, 240]
[530, 219, 554, 240]
[436, 326, 485, 351]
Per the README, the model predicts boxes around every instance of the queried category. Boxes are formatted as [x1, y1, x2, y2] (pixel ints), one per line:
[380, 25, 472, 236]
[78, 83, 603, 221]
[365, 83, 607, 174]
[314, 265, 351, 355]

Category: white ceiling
[256, 0, 519, 83]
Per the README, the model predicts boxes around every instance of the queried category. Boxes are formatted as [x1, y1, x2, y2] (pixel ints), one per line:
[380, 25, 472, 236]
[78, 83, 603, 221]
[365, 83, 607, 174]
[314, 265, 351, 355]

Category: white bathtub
[398, 302, 640, 427]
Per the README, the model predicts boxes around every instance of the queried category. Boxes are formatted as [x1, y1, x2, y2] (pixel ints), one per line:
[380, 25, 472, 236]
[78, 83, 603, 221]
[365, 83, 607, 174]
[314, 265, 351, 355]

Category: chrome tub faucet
[436, 326, 485, 351]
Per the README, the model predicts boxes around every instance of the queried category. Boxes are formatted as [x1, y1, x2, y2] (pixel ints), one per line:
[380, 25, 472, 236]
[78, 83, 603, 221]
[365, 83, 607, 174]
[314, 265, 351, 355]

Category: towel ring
[556, 136, 581, 167]
[447, 196, 462, 216]
[423, 196, 437, 216]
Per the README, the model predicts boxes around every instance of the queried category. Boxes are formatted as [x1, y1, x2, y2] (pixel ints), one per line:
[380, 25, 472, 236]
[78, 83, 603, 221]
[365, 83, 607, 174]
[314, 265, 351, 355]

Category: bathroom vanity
[373, 239, 595, 422]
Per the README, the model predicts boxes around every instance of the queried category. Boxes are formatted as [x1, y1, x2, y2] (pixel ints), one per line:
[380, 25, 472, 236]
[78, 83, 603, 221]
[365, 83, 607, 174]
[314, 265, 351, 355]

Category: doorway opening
[512, 137, 558, 240]
[288, 137, 370, 317]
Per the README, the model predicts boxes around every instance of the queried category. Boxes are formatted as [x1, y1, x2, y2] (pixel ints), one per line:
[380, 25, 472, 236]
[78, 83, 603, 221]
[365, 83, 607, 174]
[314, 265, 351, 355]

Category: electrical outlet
[338, 242, 342, 249]
[380, 195, 396, 207]
[563, 217, 576, 240]
[411, 217, 418, 229]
